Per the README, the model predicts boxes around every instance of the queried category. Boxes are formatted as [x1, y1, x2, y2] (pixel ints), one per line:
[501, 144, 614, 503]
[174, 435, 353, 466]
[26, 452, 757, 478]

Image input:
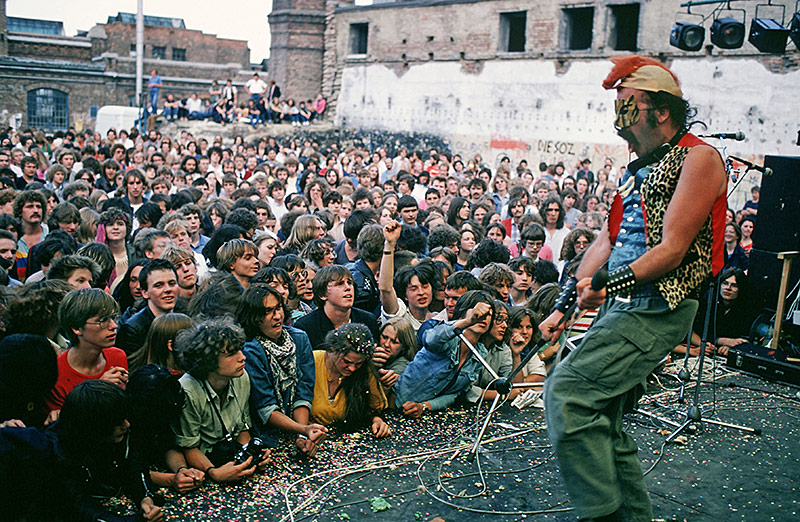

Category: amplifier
[726, 343, 800, 386]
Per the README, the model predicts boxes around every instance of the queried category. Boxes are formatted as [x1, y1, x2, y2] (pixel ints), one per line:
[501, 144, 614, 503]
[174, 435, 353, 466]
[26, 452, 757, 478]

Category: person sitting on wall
[163, 94, 179, 121]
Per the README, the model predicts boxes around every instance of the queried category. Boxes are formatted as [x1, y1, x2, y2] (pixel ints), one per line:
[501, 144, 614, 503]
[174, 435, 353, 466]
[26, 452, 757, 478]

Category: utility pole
[135, 0, 143, 106]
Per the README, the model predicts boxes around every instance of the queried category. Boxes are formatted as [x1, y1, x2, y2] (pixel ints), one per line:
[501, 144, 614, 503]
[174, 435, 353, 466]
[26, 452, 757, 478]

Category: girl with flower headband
[311, 323, 391, 438]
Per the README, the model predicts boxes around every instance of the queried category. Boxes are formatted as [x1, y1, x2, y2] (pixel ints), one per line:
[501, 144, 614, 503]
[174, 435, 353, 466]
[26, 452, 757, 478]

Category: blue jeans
[148, 90, 159, 115]
[163, 107, 178, 120]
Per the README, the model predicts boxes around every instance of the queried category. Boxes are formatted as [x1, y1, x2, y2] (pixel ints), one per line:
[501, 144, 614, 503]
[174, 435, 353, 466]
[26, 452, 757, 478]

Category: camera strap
[202, 380, 233, 442]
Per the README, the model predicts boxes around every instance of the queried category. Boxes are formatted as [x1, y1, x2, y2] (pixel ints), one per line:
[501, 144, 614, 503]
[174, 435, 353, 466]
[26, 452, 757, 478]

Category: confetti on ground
[96, 371, 799, 521]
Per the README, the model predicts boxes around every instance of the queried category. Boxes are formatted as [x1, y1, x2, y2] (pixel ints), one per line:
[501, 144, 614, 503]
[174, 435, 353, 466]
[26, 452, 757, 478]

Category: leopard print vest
[640, 133, 727, 309]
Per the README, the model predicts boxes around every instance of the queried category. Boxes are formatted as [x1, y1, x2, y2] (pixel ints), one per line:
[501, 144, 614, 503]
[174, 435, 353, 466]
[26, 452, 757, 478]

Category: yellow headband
[617, 65, 683, 98]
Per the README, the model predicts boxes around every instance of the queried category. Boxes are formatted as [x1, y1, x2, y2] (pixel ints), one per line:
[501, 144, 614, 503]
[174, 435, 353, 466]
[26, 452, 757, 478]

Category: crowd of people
[149, 70, 327, 127]
[0, 119, 760, 520]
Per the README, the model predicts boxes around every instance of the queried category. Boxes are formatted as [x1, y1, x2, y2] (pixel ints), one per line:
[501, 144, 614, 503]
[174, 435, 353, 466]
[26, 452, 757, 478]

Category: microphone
[729, 155, 773, 177]
[555, 270, 609, 328]
[699, 131, 746, 141]
[591, 269, 609, 291]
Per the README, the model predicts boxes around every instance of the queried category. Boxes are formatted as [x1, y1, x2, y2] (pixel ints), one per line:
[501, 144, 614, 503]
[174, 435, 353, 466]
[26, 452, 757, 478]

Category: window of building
[27, 88, 69, 130]
[500, 11, 527, 52]
[608, 3, 640, 51]
[349, 23, 368, 55]
[172, 48, 186, 61]
[562, 6, 594, 50]
[129, 44, 136, 57]
[152, 46, 166, 60]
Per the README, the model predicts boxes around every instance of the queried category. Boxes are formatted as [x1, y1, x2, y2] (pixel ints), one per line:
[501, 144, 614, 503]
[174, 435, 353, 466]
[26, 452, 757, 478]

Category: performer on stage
[540, 56, 727, 521]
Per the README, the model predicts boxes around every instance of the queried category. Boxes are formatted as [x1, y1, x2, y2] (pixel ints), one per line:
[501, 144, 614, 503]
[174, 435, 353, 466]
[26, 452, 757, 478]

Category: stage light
[790, 12, 800, 49]
[749, 3, 791, 54]
[749, 18, 790, 52]
[711, 17, 745, 49]
[671, 22, 705, 51]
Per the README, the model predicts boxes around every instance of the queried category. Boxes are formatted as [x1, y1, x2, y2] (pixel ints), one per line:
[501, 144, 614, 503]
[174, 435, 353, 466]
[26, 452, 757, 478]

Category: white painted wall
[336, 57, 799, 206]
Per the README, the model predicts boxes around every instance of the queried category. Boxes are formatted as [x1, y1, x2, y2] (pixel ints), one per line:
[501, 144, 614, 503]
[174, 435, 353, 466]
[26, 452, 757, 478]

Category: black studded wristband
[605, 266, 637, 296]
[554, 277, 578, 314]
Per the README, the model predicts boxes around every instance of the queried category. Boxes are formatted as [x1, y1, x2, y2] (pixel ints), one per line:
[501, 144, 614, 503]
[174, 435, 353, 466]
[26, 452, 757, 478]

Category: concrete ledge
[7, 34, 92, 48]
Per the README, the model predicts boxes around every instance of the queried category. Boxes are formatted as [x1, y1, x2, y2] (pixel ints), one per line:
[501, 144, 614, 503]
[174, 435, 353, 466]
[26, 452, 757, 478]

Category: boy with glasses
[520, 223, 552, 261]
[45, 288, 128, 417]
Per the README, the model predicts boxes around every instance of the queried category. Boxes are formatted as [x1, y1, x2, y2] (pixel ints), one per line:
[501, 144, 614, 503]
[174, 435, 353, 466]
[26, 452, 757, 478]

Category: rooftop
[106, 12, 186, 29]
[7, 16, 65, 35]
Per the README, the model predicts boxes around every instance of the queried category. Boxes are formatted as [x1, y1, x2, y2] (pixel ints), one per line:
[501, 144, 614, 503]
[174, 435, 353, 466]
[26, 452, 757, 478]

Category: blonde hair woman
[283, 214, 326, 254]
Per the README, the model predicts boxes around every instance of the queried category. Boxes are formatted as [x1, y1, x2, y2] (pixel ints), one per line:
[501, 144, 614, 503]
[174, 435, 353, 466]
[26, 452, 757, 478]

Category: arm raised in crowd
[379, 221, 402, 315]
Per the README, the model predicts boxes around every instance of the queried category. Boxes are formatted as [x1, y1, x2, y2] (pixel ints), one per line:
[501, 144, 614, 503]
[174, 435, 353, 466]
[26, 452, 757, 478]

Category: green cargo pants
[545, 296, 698, 521]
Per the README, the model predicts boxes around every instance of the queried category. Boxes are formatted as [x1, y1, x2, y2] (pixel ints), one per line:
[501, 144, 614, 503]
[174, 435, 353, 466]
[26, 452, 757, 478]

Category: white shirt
[245, 78, 267, 95]
[270, 199, 288, 221]
[285, 175, 298, 195]
[545, 227, 570, 263]
[381, 298, 422, 331]
[411, 184, 428, 202]
[186, 97, 204, 113]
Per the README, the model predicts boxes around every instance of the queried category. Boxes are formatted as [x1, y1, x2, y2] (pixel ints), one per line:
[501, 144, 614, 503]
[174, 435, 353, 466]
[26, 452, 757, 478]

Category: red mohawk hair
[602, 55, 680, 91]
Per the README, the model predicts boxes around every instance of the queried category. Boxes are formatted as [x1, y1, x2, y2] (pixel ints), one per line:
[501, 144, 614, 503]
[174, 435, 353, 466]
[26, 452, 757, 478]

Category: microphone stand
[676, 286, 713, 403]
[457, 331, 545, 462]
[465, 271, 609, 460]
[659, 272, 761, 442]
[727, 154, 773, 201]
[637, 264, 761, 439]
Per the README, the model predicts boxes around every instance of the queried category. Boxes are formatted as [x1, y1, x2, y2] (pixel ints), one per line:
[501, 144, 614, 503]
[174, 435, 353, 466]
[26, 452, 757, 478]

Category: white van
[95, 106, 144, 137]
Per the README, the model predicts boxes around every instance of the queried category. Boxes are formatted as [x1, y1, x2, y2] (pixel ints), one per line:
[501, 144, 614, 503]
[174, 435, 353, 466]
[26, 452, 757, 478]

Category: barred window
[27, 88, 69, 130]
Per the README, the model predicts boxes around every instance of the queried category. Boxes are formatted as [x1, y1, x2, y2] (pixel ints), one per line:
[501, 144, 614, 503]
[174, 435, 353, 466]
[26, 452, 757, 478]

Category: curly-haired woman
[311, 323, 391, 438]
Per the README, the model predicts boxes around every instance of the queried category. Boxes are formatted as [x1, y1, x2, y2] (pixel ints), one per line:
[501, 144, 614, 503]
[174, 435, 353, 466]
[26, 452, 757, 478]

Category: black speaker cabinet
[751, 155, 800, 252]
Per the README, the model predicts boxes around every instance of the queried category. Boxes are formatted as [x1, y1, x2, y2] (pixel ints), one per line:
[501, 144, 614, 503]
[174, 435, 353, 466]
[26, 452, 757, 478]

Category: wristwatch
[420, 402, 429, 413]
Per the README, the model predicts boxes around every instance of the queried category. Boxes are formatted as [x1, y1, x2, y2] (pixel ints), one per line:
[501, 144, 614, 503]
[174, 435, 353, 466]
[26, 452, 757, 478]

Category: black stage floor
[109, 359, 800, 521]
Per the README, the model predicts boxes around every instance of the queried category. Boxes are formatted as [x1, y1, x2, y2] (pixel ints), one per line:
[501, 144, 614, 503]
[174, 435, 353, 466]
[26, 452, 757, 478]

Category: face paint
[614, 94, 640, 131]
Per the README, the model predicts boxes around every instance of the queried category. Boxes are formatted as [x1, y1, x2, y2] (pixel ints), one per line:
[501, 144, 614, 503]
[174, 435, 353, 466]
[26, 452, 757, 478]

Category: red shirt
[46, 347, 128, 411]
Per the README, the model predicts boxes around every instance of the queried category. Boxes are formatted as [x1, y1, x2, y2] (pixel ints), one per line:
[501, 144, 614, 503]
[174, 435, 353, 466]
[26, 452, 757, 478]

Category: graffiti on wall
[480, 134, 629, 175]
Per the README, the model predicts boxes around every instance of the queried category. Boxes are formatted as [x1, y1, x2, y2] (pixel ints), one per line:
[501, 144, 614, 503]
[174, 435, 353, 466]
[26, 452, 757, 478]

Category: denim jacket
[244, 326, 315, 432]
[393, 322, 487, 411]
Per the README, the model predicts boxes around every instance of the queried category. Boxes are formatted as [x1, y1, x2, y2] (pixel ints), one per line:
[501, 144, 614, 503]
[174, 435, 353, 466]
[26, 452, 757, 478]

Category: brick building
[267, 0, 799, 173]
[0, 1, 252, 131]
[269, 0, 344, 102]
